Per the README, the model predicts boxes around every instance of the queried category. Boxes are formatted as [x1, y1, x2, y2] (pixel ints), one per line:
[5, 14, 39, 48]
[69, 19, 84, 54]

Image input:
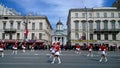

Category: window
[75, 13, 78, 18]
[112, 34, 116, 40]
[104, 13, 107, 18]
[39, 33, 42, 40]
[89, 13, 92, 18]
[104, 34, 108, 40]
[118, 21, 120, 29]
[31, 33, 35, 40]
[9, 34, 12, 40]
[82, 32, 86, 40]
[90, 34, 93, 40]
[118, 13, 120, 18]
[96, 13, 100, 18]
[111, 13, 114, 18]
[3, 21, 6, 29]
[82, 22, 86, 31]
[97, 34, 101, 40]
[82, 13, 86, 18]
[75, 21, 79, 31]
[39, 22, 43, 30]
[89, 22, 93, 30]
[10, 20, 14, 29]
[17, 21, 21, 30]
[96, 22, 100, 30]
[104, 21, 108, 30]
[75, 32, 79, 39]
[32, 22, 35, 30]
[17, 33, 20, 39]
[54, 35, 56, 41]
[111, 21, 115, 30]
[2, 33, 5, 40]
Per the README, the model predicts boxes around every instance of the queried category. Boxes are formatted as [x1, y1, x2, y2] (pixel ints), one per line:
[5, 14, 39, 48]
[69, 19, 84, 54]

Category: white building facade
[52, 20, 67, 46]
[0, 4, 21, 15]
[0, 15, 52, 45]
[67, 7, 120, 46]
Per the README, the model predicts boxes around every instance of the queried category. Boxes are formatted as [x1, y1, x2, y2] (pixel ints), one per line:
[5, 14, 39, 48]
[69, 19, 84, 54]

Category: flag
[25, 29, 29, 37]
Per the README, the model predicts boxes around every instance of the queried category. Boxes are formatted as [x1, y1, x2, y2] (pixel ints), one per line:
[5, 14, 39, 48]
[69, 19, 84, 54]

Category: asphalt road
[0, 50, 120, 68]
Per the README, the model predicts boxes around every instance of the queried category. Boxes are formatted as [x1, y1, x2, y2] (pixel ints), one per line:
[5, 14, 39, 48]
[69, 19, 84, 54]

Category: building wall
[67, 7, 120, 46]
[0, 4, 20, 15]
[0, 15, 52, 45]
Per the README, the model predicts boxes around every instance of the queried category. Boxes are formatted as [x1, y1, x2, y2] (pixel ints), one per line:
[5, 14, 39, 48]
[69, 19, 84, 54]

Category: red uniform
[14, 42, 18, 48]
[76, 45, 80, 49]
[76, 45, 80, 50]
[24, 42, 27, 48]
[99, 45, 107, 51]
[88, 45, 92, 49]
[54, 42, 61, 55]
[55, 45, 60, 52]
[99, 44, 108, 62]
[0, 43, 4, 51]
[51, 42, 61, 64]
[0, 43, 4, 49]
[88, 44, 93, 51]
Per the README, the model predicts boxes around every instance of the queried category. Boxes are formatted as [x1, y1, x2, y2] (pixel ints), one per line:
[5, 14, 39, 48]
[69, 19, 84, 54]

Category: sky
[0, 0, 116, 29]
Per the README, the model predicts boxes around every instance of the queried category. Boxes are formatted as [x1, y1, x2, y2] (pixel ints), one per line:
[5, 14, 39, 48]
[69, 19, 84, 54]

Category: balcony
[94, 29, 120, 34]
[4, 28, 16, 33]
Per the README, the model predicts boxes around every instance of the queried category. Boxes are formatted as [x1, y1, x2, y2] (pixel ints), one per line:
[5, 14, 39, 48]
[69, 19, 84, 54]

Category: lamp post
[85, 7, 89, 45]
[23, 16, 30, 41]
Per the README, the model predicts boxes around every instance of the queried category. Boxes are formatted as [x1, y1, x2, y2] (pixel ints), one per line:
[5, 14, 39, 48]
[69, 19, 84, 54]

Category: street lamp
[85, 7, 89, 45]
[23, 16, 30, 41]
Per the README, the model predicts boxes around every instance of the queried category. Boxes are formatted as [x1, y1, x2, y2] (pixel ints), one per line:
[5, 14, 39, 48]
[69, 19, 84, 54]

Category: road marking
[34, 54, 39, 55]
[0, 63, 48, 65]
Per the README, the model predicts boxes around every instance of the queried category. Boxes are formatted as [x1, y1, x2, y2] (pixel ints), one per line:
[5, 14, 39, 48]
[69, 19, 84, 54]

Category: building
[112, 0, 120, 9]
[67, 7, 120, 46]
[0, 15, 52, 49]
[0, 4, 21, 15]
[52, 20, 67, 46]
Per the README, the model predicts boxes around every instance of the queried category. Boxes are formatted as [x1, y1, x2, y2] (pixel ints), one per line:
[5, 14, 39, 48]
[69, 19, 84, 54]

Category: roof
[56, 20, 63, 25]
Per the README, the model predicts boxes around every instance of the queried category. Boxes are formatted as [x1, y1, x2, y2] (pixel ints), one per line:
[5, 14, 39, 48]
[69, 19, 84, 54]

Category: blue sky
[0, 0, 115, 29]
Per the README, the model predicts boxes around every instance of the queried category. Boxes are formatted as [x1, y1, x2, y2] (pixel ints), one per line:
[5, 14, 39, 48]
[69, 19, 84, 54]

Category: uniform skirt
[0, 48, 4, 52]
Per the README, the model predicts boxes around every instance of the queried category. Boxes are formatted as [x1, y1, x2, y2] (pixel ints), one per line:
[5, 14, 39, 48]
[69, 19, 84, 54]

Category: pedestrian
[87, 43, 93, 57]
[99, 43, 108, 62]
[31, 42, 35, 52]
[49, 42, 55, 58]
[51, 42, 61, 64]
[75, 43, 81, 54]
[22, 42, 27, 53]
[12, 41, 18, 54]
[0, 42, 4, 57]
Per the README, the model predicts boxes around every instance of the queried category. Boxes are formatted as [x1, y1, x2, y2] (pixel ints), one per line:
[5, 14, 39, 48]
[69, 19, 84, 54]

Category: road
[0, 50, 120, 68]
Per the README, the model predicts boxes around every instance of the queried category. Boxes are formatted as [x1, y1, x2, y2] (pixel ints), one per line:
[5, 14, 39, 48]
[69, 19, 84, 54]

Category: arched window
[95, 20, 101, 30]
[103, 20, 108, 30]
[74, 20, 79, 31]
[110, 20, 116, 30]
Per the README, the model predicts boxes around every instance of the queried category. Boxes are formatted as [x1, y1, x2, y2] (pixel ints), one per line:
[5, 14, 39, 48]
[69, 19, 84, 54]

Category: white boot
[58, 57, 61, 64]
[105, 57, 108, 62]
[2, 52, 4, 57]
[99, 57, 103, 62]
[15, 51, 17, 54]
[23, 49, 25, 53]
[51, 57, 56, 64]
[87, 54, 90, 56]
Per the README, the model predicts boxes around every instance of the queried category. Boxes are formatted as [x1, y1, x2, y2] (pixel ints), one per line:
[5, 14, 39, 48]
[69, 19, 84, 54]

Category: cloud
[10, 0, 105, 29]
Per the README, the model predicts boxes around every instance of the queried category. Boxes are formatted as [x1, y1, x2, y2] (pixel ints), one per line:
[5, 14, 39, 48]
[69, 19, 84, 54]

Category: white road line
[0, 63, 48, 65]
